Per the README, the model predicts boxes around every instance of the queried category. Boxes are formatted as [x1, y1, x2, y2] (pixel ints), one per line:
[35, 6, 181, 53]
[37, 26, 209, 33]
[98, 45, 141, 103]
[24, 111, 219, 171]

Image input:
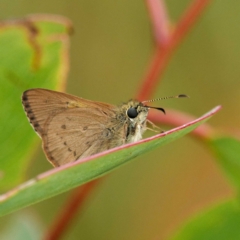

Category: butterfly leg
[146, 119, 165, 133]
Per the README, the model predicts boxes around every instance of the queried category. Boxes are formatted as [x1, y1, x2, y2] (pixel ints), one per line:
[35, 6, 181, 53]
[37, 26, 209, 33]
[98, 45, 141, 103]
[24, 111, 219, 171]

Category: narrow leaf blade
[0, 106, 220, 216]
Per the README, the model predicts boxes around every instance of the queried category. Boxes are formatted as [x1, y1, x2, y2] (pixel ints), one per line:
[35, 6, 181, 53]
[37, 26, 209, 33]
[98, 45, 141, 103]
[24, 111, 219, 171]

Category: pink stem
[145, 0, 170, 45]
[44, 180, 100, 240]
[148, 110, 216, 141]
[137, 0, 212, 101]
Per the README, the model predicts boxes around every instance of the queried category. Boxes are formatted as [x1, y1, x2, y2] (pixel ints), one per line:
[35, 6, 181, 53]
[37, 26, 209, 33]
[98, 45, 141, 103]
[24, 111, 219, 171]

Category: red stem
[145, 0, 170, 45]
[44, 180, 100, 240]
[148, 110, 216, 140]
[137, 0, 212, 101]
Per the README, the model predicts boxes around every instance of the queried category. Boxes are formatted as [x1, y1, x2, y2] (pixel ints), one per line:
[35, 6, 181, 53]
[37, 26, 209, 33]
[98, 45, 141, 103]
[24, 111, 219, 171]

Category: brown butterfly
[22, 89, 187, 167]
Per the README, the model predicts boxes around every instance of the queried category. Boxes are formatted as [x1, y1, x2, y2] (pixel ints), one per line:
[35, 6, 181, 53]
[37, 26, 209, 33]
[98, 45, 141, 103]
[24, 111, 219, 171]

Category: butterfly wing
[22, 88, 126, 166]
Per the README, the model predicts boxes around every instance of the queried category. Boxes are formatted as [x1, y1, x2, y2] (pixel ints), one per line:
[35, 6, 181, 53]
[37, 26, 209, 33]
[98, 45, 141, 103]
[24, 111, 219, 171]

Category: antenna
[142, 94, 189, 104]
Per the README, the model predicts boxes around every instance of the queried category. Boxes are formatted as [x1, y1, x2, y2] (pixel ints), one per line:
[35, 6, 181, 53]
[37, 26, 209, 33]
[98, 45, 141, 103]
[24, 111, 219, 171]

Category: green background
[1, 0, 239, 239]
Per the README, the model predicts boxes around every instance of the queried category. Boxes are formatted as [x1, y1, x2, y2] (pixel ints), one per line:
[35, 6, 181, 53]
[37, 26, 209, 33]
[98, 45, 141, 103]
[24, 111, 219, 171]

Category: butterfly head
[122, 99, 165, 124]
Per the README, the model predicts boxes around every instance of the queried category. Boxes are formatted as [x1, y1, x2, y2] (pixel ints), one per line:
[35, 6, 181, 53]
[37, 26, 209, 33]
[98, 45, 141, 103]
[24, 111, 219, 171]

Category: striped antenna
[142, 94, 189, 104]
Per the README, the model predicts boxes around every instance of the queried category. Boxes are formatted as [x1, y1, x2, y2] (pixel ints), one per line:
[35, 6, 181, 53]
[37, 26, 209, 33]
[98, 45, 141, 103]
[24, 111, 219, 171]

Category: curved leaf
[0, 106, 220, 216]
[170, 199, 240, 240]
[210, 137, 240, 189]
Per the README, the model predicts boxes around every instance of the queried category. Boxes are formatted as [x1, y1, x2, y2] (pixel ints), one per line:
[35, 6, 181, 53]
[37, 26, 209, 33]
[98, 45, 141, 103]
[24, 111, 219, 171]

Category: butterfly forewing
[22, 88, 124, 167]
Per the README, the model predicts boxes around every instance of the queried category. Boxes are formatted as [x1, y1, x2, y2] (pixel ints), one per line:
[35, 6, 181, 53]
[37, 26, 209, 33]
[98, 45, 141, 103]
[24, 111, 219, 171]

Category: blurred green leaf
[210, 137, 240, 189]
[0, 106, 220, 216]
[170, 136, 240, 240]
[170, 200, 240, 240]
[0, 15, 71, 190]
[0, 212, 43, 240]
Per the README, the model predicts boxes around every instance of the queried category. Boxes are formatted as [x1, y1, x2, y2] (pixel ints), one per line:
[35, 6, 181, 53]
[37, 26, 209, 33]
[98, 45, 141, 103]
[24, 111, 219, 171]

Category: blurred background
[1, 0, 240, 239]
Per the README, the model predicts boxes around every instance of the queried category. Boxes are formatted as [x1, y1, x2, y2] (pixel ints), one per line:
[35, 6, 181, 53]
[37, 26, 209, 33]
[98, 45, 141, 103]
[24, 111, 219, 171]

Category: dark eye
[127, 107, 138, 118]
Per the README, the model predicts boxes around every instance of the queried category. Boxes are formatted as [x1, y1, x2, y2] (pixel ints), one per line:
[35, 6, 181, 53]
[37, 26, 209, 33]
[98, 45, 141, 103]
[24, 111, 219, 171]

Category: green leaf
[0, 106, 220, 216]
[169, 199, 240, 240]
[170, 136, 240, 240]
[0, 15, 71, 190]
[0, 213, 43, 240]
[210, 137, 240, 189]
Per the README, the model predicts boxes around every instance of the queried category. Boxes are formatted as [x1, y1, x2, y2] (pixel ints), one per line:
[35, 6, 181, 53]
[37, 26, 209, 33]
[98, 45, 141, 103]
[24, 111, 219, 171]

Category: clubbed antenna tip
[142, 94, 189, 103]
[178, 94, 189, 98]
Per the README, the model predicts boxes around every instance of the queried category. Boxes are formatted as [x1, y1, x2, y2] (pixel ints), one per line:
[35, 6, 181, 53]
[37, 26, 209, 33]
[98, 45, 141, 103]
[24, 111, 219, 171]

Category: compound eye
[127, 107, 138, 118]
